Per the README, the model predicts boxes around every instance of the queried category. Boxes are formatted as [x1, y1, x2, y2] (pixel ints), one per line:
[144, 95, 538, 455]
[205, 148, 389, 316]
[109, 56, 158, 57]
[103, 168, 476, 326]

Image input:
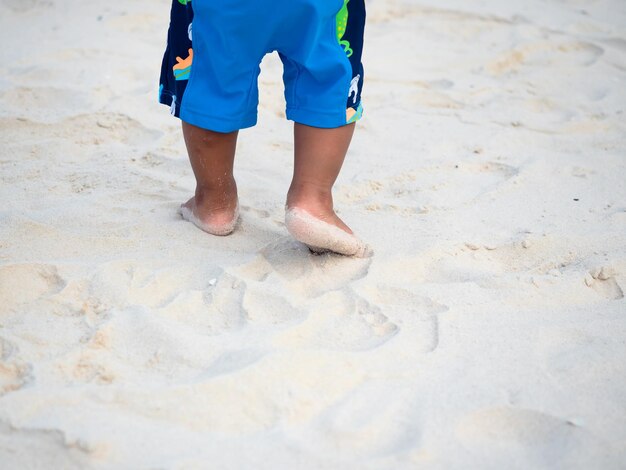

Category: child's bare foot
[179, 184, 239, 236]
[285, 188, 371, 257]
[285, 206, 371, 257]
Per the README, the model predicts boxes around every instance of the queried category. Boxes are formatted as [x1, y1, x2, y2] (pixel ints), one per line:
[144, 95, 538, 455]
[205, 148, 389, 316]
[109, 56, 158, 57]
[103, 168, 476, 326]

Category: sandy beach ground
[1, 0, 625, 468]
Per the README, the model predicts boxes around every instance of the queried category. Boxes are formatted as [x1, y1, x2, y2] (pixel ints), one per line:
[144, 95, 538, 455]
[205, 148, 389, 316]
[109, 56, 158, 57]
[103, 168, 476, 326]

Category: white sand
[1, 0, 626, 468]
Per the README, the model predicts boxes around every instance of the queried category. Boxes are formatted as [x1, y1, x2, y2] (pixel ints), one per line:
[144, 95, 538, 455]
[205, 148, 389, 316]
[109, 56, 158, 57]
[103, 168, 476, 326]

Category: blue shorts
[159, 0, 365, 132]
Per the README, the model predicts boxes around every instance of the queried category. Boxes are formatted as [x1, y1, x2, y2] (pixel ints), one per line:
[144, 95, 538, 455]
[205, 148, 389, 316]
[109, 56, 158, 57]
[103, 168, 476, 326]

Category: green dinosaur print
[177, 0, 190, 5]
[336, 0, 353, 57]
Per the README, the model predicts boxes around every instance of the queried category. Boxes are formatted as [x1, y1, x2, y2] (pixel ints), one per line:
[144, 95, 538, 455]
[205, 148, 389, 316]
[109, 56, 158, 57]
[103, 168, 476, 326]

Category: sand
[1, 0, 625, 468]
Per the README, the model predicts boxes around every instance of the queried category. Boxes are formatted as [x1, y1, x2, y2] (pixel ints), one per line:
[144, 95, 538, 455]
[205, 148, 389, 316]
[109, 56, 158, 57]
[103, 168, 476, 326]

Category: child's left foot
[179, 195, 239, 236]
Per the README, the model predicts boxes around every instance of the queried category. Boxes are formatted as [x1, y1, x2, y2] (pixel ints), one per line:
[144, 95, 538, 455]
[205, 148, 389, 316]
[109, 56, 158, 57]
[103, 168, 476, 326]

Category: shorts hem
[179, 106, 257, 133]
[286, 107, 359, 129]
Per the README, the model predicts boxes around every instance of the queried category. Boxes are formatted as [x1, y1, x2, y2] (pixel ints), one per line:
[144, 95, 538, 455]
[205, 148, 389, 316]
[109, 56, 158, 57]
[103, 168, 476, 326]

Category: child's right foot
[285, 206, 372, 258]
[179, 190, 239, 236]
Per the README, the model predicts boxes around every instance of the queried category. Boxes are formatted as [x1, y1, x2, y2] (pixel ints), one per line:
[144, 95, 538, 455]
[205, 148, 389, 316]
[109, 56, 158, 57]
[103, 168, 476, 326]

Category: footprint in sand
[273, 290, 398, 352]
[158, 273, 248, 335]
[87, 261, 222, 311]
[0, 263, 65, 313]
[233, 237, 372, 299]
[227, 239, 397, 352]
[64, 261, 248, 340]
[76, 304, 232, 383]
[584, 266, 624, 300]
[362, 285, 448, 353]
[242, 285, 305, 326]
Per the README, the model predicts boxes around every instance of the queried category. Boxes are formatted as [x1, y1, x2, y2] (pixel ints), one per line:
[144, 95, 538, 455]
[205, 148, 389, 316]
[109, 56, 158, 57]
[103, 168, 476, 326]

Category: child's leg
[285, 122, 371, 257]
[286, 122, 355, 234]
[179, 121, 240, 236]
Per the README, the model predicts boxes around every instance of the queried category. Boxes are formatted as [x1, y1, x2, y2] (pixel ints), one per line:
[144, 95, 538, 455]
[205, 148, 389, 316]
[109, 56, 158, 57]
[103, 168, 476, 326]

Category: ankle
[287, 182, 334, 209]
[194, 178, 238, 209]
[196, 175, 237, 194]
